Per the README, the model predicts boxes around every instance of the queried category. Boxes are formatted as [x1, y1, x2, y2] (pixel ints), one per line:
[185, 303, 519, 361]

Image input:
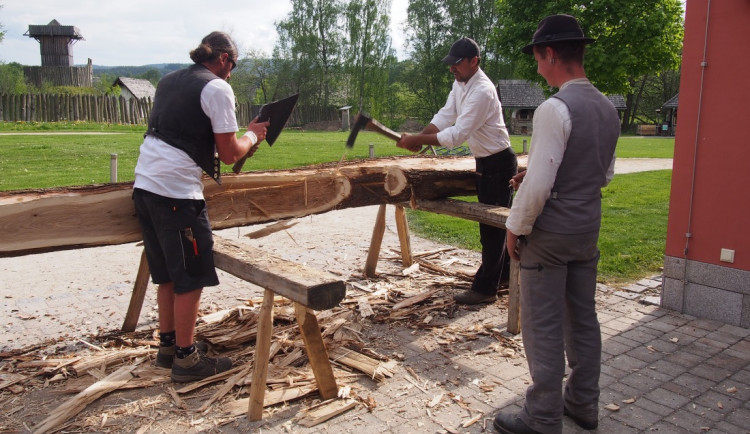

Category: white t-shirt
[134, 78, 238, 200]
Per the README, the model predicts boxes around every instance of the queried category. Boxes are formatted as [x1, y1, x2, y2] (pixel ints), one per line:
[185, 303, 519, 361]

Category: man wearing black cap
[493, 15, 619, 434]
[397, 37, 517, 305]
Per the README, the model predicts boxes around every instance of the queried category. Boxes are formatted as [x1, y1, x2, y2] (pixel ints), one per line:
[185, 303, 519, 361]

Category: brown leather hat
[522, 14, 594, 55]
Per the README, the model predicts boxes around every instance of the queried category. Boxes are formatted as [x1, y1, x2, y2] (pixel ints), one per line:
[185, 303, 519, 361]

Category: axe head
[346, 112, 372, 148]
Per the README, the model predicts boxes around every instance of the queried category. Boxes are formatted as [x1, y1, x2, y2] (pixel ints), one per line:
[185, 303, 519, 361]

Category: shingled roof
[114, 77, 156, 100]
[497, 79, 627, 110]
[497, 80, 546, 109]
[662, 93, 679, 109]
[26, 19, 84, 40]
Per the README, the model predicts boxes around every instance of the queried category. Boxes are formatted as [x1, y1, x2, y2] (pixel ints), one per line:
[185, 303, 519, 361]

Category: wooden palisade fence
[0, 92, 337, 127]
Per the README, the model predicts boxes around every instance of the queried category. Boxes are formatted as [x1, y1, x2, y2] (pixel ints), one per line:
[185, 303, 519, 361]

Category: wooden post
[294, 303, 338, 399]
[394, 205, 413, 267]
[507, 258, 521, 334]
[363, 204, 387, 277]
[248, 288, 274, 421]
[121, 249, 150, 332]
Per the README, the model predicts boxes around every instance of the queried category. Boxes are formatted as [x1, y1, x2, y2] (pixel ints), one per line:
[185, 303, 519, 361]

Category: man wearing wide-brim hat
[494, 14, 620, 434]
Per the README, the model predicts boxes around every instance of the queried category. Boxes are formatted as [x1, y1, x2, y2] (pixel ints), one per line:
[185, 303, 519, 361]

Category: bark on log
[0, 156, 479, 257]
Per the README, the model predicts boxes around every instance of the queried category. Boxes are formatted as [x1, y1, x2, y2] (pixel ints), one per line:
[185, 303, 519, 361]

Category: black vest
[534, 83, 620, 234]
[146, 64, 223, 184]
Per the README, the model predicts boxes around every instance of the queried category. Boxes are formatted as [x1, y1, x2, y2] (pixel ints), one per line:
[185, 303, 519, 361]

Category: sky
[1, 0, 410, 66]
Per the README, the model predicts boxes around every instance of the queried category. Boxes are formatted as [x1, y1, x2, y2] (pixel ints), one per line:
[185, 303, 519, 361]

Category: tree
[495, 0, 684, 132]
[136, 69, 161, 87]
[275, 0, 345, 115]
[0, 62, 28, 94]
[402, 0, 452, 121]
[344, 0, 394, 115]
[0, 3, 5, 44]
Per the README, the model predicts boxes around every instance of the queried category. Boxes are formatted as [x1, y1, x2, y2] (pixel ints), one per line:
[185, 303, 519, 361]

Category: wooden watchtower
[23, 19, 92, 87]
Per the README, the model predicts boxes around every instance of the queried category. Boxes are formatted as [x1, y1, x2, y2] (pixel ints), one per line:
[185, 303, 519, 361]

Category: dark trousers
[471, 147, 517, 295]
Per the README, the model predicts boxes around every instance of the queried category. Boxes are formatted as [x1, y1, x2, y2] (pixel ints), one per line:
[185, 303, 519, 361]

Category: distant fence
[0, 92, 338, 127]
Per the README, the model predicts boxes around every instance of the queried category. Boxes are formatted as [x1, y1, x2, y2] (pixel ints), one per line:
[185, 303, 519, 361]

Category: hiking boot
[454, 290, 496, 305]
[564, 406, 598, 430]
[493, 412, 542, 434]
[171, 350, 232, 382]
[155, 341, 209, 368]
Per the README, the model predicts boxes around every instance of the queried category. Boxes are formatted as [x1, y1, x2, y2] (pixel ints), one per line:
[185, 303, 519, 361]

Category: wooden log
[409, 198, 510, 228]
[212, 235, 345, 311]
[0, 156, 480, 257]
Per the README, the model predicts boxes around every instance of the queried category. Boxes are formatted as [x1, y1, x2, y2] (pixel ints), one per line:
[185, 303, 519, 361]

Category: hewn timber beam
[212, 236, 345, 311]
[408, 198, 510, 229]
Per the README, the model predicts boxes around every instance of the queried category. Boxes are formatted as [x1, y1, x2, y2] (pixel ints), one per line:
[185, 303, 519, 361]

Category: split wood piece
[0, 156, 483, 257]
[32, 360, 140, 434]
[198, 362, 254, 413]
[507, 258, 521, 335]
[248, 289, 275, 421]
[294, 303, 338, 399]
[122, 248, 150, 332]
[297, 398, 358, 427]
[328, 347, 396, 381]
[225, 384, 318, 417]
[392, 288, 439, 311]
[69, 348, 153, 376]
[364, 204, 387, 277]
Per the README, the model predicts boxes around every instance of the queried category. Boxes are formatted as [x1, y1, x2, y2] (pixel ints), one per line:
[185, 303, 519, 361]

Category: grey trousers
[517, 228, 602, 434]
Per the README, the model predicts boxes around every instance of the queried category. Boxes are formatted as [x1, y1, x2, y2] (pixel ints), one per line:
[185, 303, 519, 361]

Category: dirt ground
[0, 159, 672, 433]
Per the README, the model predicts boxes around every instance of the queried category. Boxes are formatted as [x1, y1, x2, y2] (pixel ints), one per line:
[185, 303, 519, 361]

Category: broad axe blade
[346, 112, 372, 148]
[233, 93, 299, 173]
[345, 111, 401, 148]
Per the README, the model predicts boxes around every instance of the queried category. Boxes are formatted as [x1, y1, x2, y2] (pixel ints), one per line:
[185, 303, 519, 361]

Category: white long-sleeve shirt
[505, 78, 616, 236]
[430, 68, 511, 158]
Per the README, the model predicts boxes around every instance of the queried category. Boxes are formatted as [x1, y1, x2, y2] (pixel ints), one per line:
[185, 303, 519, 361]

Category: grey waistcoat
[534, 83, 620, 234]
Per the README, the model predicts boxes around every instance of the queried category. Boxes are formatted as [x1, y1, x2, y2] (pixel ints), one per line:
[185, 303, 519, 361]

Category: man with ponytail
[133, 31, 269, 382]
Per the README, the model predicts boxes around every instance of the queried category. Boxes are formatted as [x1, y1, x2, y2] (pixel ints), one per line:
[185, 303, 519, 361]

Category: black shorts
[133, 188, 219, 294]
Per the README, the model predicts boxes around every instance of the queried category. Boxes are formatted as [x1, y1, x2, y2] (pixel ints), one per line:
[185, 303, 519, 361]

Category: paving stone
[622, 283, 649, 293]
[613, 290, 640, 300]
[644, 387, 693, 410]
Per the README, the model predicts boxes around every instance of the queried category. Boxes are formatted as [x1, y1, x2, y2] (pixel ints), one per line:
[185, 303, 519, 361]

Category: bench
[122, 235, 346, 421]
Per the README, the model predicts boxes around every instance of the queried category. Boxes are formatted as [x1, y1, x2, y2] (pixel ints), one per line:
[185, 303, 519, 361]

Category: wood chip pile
[0, 248, 524, 433]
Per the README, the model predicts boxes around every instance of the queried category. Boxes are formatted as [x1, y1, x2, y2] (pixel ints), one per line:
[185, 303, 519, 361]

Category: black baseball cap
[522, 14, 594, 55]
[442, 37, 480, 64]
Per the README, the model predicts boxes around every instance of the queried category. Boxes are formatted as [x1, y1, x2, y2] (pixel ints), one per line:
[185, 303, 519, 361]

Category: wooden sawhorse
[122, 235, 346, 421]
[363, 200, 521, 334]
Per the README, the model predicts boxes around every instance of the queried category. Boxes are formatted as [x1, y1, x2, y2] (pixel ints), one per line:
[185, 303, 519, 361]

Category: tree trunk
[0, 156, 525, 257]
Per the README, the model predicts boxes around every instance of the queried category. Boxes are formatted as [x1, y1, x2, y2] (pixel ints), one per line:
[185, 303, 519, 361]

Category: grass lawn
[0, 122, 673, 283]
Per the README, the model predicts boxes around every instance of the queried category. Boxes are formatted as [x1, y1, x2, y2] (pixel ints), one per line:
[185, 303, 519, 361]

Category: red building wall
[665, 0, 750, 270]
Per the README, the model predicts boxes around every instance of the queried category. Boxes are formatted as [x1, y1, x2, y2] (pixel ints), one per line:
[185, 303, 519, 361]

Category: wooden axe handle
[366, 118, 401, 142]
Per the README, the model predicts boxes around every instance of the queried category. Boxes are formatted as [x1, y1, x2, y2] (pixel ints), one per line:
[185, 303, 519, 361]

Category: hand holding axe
[346, 112, 401, 148]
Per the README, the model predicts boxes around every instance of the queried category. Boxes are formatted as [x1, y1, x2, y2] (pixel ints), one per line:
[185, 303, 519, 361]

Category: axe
[233, 93, 299, 173]
[346, 112, 401, 148]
